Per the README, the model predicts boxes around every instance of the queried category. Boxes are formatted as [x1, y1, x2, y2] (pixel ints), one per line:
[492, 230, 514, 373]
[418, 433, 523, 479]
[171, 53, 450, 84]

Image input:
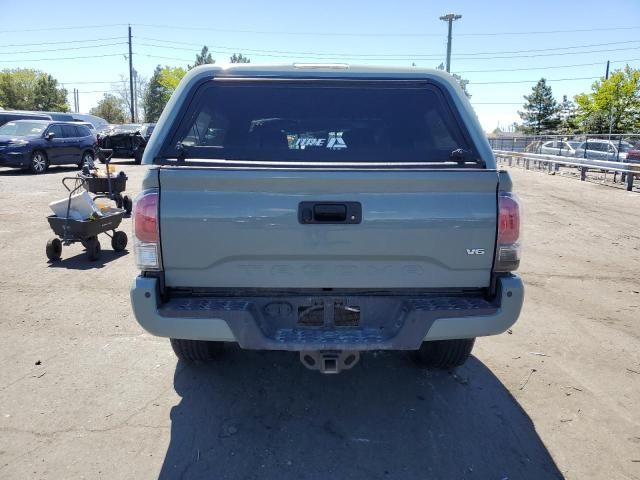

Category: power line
[0, 24, 127, 33]
[135, 44, 640, 62]
[132, 23, 639, 37]
[0, 36, 126, 48]
[471, 76, 600, 85]
[5, 42, 127, 55]
[136, 36, 640, 58]
[0, 53, 127, 63]
[0, 22, 636, 37]
[457, 58, 640, 74]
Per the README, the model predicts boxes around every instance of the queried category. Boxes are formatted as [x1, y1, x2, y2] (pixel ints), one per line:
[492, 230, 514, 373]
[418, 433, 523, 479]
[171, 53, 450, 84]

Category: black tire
[29, 150, 48, 174]
[413, 338, 475, 369]
[79, 150, 94, 169]
[111, 231, 128, 252]
[46, 238, 62, 261]
[85, 237, 101, 261]
[133, 148, 143, 164]
[122, 196, 132, 214]
[170, 338, 224, 363]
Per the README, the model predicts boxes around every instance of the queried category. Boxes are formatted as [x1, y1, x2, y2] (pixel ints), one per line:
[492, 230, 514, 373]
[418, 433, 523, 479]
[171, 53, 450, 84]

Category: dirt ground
[0, 161, 638, 480]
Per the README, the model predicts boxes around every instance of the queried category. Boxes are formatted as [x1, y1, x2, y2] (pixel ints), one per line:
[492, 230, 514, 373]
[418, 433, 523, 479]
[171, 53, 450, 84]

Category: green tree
[436, 63, 471, 98]
[189, 46, 215, 69]
[143, 66, 167, 123]
[142, 65, 188, 122]
[574, 66, 640, 133]
[518, 78, 560, 134]
[158, 66, 187, 91]
[33, 74, 68, 111]
[90, 94, 126, 123]
[0, 69, 67, 111]
[557, 95, 578, 134]
[230, 53, 251, 64]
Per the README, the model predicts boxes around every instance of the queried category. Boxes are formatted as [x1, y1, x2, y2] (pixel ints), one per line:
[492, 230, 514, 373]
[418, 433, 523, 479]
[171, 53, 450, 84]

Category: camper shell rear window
[158, 78, 481, 167]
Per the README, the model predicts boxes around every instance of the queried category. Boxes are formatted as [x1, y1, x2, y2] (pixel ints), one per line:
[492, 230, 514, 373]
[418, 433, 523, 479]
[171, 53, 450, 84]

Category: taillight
[494, 192, 521, 272]
[132, 189, 161, 271]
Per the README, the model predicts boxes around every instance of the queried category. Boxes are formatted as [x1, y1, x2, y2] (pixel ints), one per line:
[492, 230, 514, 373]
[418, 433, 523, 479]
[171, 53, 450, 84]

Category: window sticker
[291, 131, 347, 150]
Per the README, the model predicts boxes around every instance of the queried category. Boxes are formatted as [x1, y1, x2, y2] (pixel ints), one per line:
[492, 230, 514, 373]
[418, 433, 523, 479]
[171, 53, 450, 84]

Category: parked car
[573, 139, 635, 161]
[130, 65, 524, 374]
[72, 121, 98, 139]
[625, 142, 640, 164]
[0, 120, 96, 173]
[70, 113, 109, 130]
[539, 140, 580, 157]
[0, 111, 52, 127]
[98, 124, 148, 164]
[139, 123, 156, 141]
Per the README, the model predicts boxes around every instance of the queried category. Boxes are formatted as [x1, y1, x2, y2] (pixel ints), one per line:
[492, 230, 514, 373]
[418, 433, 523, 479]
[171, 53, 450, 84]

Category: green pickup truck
[130, 65, 523, 374]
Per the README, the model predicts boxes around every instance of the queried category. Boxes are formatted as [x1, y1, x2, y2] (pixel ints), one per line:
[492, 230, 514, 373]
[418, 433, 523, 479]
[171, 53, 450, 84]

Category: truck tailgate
[158, 168, 498, 289]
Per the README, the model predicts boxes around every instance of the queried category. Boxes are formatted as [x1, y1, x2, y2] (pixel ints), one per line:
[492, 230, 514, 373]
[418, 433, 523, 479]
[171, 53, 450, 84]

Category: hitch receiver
[300, 350, 360, 374]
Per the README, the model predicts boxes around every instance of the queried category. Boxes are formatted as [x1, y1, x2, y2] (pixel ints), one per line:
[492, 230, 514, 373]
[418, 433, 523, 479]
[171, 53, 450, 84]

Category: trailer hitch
[300, 350, 360, 374]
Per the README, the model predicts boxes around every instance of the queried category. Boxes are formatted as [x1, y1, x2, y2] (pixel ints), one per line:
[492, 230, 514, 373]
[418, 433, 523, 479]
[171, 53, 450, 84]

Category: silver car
[574, 139, 634, 161]
[539, 140, 580, 157]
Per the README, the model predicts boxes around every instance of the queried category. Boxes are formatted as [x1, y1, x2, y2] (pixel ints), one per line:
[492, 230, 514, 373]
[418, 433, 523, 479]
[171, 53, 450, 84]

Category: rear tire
[46, 238, 62, 261]
[413, 338, 475, 369]
[170, 339, 224, 363]
[79, 150, 94, 169]
[133, 149, 143, 165]
[85, 237, 101, 261]
[122, 196, 132, 214]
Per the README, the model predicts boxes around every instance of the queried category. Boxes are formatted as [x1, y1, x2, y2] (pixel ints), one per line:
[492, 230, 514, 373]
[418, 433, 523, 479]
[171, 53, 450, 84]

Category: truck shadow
[159, 348, 563, 480]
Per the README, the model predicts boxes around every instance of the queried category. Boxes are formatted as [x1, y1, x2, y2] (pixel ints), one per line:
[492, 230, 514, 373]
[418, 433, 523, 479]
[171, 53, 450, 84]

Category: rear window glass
[77, 125, 92, 137]
[162, 80, 476, 164]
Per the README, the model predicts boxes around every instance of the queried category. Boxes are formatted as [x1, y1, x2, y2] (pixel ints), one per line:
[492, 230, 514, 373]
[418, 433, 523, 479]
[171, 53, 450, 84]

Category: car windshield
[567, 141, 580, 149]
[0, 121, 46, 136]
[164, 81, 476, 164]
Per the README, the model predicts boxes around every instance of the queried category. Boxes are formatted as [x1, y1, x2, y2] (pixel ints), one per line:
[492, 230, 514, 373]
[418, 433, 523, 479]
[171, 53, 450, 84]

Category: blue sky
[1, 0, 638, 131]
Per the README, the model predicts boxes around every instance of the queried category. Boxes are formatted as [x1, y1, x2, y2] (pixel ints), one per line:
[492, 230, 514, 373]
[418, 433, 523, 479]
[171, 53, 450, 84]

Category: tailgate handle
[314, 204, 346, 222]
[299, 202, 361, 224]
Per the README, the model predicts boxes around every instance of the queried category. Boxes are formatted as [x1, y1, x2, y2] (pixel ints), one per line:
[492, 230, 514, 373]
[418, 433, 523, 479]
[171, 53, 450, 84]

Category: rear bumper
[130, 275, 524, 350]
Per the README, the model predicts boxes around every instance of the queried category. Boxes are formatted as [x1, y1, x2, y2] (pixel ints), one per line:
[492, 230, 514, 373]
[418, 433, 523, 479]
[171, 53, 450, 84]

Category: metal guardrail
[494, 149, 639, 192]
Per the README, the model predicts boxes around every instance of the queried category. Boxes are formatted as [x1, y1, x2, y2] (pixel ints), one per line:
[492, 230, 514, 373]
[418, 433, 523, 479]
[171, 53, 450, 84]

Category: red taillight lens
[133, 191, 159, 243]
[495, 192, 521, 272]
[498, 193, 520, 244]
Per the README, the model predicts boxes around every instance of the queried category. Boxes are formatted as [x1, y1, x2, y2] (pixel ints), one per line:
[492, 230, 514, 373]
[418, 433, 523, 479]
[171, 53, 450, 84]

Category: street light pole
[439, 13, 462, 73]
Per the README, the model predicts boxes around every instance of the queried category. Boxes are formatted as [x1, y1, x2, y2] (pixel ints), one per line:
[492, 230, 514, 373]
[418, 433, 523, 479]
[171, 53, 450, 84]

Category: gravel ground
[0, 161, 638, 480]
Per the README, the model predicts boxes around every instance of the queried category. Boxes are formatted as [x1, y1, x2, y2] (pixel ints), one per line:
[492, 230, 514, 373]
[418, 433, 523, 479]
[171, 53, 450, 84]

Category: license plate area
[296, 299, 361, 327]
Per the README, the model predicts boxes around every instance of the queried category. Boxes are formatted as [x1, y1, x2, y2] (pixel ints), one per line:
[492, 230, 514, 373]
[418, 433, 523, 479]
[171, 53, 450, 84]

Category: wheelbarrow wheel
[111, 231, 128, 252]
[122, 196, 132, 214]
[46, 238, 62, 261]
[85, 237, 101, 261]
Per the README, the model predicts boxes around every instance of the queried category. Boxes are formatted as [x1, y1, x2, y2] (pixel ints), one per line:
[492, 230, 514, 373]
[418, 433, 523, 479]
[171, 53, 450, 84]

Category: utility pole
[439, 13, 462, 73]
[133, 68, 138, 122]
[605, 60, 610, 79]
[75, 89, 80, 113]
[128, 25, 135, 123]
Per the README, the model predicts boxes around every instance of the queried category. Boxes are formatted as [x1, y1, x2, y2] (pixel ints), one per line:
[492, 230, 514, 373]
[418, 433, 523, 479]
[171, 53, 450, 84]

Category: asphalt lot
[0, 161, 638, 480]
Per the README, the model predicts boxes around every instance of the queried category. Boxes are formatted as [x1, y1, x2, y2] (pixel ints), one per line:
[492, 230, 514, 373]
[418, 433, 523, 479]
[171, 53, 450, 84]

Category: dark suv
[0, 120, 96, 174]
